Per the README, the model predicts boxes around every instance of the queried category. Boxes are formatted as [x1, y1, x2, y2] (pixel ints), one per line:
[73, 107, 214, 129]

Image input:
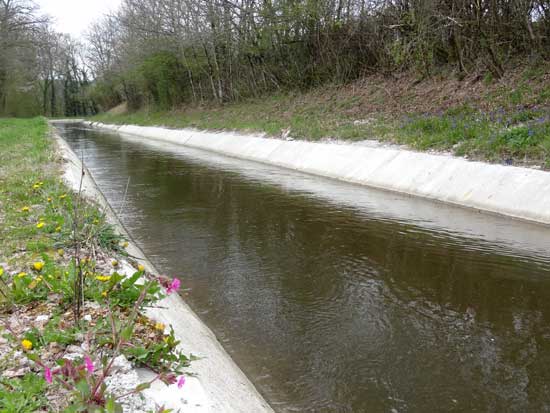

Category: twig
[118, 177, 131, 216]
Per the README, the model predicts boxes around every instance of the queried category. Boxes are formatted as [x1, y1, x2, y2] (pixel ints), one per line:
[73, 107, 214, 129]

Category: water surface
[58, 124, 550, 412]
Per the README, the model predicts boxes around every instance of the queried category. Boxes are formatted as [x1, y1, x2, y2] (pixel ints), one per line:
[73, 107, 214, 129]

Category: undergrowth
[92, 64, 550, 167]
[0, 118, 189, 412]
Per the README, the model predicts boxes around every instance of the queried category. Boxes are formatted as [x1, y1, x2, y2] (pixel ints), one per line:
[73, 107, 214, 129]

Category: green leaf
[120, 324, 134, 341]
[135, 382, 151, 392]
[75, 378, 91, 398]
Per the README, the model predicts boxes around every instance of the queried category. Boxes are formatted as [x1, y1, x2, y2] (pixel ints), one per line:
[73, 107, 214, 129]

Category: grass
[92, 63, 550, 167]
[0, 373, 48, 412]
[0, 117, 189, 412]
[92, 93, 377, 142]
[0, 117, 61, 411]
[0, 118, 58, 263]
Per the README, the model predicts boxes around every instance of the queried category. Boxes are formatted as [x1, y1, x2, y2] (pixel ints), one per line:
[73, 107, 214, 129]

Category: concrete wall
[85, 122, 550, 225]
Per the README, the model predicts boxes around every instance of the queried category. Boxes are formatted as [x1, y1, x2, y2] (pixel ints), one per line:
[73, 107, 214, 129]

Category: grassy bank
[0, 118, 188, 412]
[93, 65, 550, 168]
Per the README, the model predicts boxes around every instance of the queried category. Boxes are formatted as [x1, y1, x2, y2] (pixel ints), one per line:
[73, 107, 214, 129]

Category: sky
[36, 0, 122, 37]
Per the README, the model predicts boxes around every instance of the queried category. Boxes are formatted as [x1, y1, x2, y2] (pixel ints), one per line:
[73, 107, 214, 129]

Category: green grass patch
[0, 117, 190, 411]
[92, 90, 550, 166]
[0, 373, 48, 413]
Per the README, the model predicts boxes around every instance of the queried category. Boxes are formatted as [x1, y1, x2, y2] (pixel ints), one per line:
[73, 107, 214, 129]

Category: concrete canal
[58, 123, 550, 412]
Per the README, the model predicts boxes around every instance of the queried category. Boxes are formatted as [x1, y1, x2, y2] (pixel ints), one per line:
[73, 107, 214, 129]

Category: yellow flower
[21, 339, 33, 351]
[111, 260, 118, 267]
[93, 218, 99, 225]
[137, 264, 145, 272]
[28, 276, 43, 289]
[95, 275, 111, 282]
[101, 291, 108, 297]
[121, 241, 129, 248]
[59, 194, 67, 200]
[21, 206, 30, 212]
[47, 197, 52, 203]
[36, 222, 45, 229]
[57, 249, 64, 256]
[33, 262, 44, 271]
[32, 184, 40, 189]
[154, 322, 165, 331]
[55, 226, 61, 232]
[0, 267, 3, 277]
[18, 272, 27, 278]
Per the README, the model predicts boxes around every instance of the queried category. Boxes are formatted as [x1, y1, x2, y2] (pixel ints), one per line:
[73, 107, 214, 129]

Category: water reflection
[58, 124, 550, 412]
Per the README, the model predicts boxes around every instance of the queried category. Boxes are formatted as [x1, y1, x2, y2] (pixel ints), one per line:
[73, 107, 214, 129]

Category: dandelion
[101, 291, 108, 297]
[59, 194, 67, 200]
[155, 322, 165, 331]
[21, 339, 33, 351]
[111, 260, 118, 267]
[55, 226, 61, 232]
[21, 206, 30, 212]
[177, 376, 186, 389]
[84, 356, 94, 374]
[138, 264, 145, 272]
[95, 275, 111, 282]
[166, 278, 181, 295]
[17, 272, 27, 278]
[33, 262, 44, 271]
[0, 267, 3, 277]
[36, 222, 45, 229]
[44, 367, 52, 384]
[32, 184, 41, 190]
[47, 197, 52, 203]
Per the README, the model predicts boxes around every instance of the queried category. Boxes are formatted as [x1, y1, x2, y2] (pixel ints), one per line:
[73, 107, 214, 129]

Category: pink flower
[44, 367, 52, 384]
[84, 356, 94, 374]
[166, 278, 181, 294]
[177, 375, 186, 389]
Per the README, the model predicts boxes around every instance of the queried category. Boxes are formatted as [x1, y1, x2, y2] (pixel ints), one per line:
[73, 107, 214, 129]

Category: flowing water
[58, 123, 550, 412]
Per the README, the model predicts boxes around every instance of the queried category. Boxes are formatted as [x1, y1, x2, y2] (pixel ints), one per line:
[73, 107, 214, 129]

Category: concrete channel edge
[83, 121, 550, 226]
[51, 123, 274, 413]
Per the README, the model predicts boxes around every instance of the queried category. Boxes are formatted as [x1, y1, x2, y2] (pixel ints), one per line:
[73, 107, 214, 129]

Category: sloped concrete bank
[52, 125, 273, 413]
[84, 121, 550, 225]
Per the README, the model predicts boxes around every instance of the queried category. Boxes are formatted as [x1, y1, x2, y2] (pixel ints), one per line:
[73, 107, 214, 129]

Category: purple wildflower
[84, 356, 94, 374]
[177, 375, 186, 389]
[44, 367, 52, 384]
[166, 278, 181, 294]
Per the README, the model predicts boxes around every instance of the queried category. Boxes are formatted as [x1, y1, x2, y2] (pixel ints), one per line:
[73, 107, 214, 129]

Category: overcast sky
[36, 0, 122, 37]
